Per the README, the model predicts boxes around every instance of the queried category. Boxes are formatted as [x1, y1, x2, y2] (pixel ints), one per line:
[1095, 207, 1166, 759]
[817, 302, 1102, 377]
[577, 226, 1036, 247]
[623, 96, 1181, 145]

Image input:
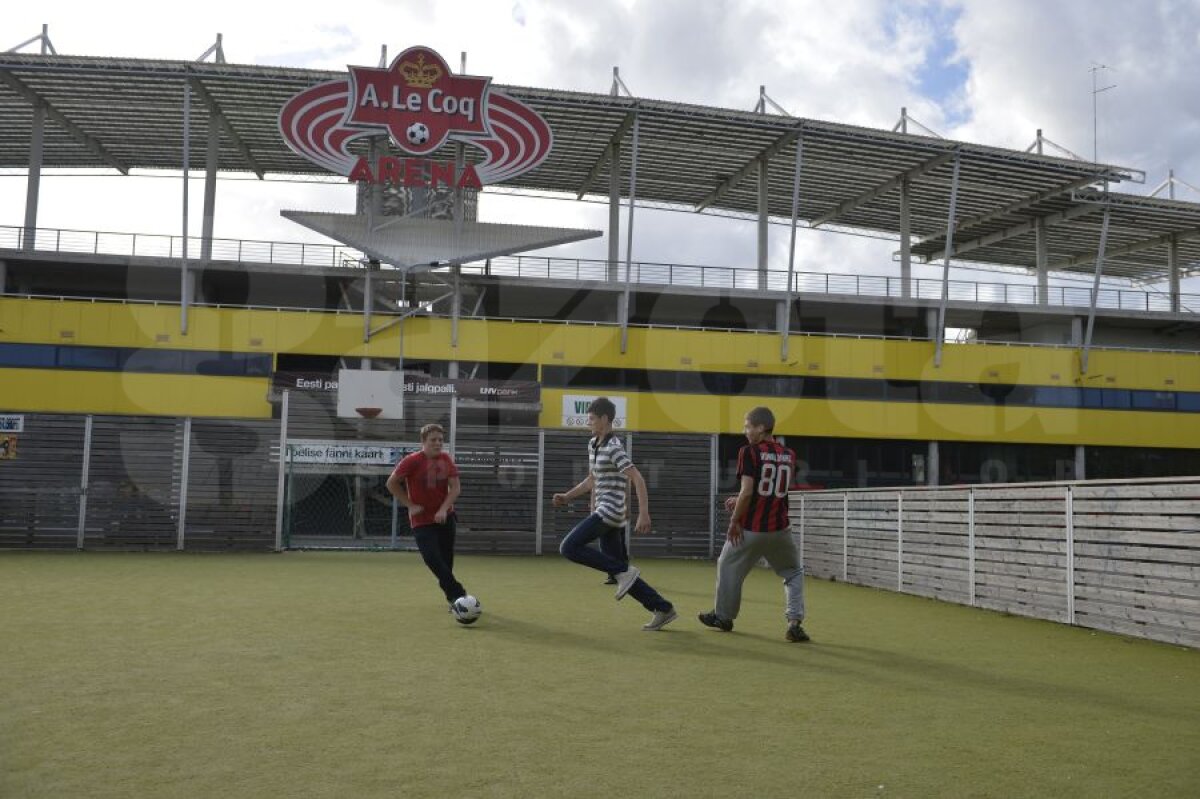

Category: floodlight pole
[619, 110, 639, 354]
[1079, 206, 1111, 375]
[780, 128, 804, 361]
[933, 150, 962, 368]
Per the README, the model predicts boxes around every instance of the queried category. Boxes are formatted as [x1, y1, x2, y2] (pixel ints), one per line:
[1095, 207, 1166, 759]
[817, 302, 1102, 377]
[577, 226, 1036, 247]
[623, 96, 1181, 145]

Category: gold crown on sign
[399, 54, 442, 88]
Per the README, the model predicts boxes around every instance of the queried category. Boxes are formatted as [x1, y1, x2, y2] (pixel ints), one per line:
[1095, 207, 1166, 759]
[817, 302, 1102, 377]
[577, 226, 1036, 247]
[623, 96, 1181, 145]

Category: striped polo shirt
[589, 433, 632, 526]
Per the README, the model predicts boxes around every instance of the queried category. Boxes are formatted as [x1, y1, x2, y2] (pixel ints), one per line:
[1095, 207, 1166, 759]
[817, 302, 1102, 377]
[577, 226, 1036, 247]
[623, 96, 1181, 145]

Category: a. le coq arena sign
[279, 46, 552, 188]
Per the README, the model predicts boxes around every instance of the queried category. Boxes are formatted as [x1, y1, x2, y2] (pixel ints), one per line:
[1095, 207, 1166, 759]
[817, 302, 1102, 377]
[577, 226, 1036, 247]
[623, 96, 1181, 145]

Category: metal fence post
[76, 415, 93, 549]
[842, 493, 848, 581]
[1066, 485, 1076, 624]
[897, 492, 904, 591]
[535, 429, 545, 555]
[274, 390, 290, 552]
[176, 417, 191, 551]
[709, 433, 718, 558]
[967, 488, 976, 606]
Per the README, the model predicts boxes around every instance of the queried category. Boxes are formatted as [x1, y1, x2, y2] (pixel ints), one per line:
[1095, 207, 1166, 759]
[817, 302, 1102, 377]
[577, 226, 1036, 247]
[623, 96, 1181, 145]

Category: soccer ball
[406, 122, 431, 146]
[452, 594, 482, 625]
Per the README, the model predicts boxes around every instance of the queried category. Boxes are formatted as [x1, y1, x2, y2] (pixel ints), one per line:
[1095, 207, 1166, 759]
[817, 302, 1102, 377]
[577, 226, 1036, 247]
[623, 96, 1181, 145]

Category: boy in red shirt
[386, 423, 471, 610]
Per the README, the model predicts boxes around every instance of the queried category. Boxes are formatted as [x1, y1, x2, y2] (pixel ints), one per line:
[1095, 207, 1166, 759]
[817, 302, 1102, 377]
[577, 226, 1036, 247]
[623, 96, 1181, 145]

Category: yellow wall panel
[0, 368, 271, 417]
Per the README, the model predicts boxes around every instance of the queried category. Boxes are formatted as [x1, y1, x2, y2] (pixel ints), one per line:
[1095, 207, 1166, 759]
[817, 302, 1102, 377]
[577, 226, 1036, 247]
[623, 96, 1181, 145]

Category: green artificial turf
[1, 552, 1196, 798]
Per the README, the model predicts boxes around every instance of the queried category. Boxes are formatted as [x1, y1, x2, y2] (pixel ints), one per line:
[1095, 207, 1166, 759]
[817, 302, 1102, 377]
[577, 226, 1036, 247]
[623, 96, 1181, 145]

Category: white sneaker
[614, 566, 641, 600]
[642, 608, 678, 631]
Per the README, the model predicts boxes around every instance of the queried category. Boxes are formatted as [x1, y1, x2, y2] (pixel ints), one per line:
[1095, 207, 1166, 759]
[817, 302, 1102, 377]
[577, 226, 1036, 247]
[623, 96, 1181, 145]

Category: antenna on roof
[1089, 62, 1116, 163]
[7, 24, 56, 55]
[196, 33, 225, 64]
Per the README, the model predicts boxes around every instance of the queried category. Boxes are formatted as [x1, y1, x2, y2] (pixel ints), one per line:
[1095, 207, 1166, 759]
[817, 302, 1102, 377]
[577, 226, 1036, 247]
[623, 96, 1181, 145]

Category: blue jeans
[559, 513, 672, 613]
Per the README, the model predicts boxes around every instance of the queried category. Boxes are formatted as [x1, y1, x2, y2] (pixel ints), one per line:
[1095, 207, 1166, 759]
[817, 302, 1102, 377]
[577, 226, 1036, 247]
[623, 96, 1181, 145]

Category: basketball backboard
[336, 368, 405, 419]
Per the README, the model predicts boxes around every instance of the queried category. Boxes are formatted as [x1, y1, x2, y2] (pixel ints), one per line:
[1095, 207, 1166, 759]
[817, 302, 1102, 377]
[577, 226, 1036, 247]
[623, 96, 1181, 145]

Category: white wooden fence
[794, 478, 1200, 648]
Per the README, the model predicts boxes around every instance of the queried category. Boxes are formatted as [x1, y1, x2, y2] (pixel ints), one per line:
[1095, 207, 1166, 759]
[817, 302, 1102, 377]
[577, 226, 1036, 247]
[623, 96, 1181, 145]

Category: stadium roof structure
[1, 52, 1198, 285]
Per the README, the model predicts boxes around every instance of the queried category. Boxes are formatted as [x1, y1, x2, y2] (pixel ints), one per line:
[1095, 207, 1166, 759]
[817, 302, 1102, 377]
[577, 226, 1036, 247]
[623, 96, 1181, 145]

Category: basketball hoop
[355, 407, 383, 419]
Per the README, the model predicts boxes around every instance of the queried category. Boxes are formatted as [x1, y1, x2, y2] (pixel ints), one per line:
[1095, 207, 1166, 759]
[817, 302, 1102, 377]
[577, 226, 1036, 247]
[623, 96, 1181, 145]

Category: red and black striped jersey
[736, 440, 796, 532]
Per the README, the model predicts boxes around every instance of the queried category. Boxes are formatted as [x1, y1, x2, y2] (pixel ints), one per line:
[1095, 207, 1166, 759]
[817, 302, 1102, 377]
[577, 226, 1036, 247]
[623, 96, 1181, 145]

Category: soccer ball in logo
[406, 122, 431, 146]
[452, 594, 482, 625]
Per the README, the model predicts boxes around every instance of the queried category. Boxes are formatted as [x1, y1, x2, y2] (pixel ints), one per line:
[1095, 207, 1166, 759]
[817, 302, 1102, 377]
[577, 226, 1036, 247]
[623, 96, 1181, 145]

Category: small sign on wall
[0, 415, 24, 433]
[562, 395, 627, 429]
[0, 435, 16, 460]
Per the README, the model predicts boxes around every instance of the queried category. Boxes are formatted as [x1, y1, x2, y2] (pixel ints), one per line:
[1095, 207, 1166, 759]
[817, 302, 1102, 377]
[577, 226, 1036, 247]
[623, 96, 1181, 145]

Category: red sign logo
[279, 45, 552, 187]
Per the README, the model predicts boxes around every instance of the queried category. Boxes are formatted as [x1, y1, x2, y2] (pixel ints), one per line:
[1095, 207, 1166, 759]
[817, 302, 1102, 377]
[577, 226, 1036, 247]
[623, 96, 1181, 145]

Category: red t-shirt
[736, 440, 795, 532]
[391, 451, 460, 528]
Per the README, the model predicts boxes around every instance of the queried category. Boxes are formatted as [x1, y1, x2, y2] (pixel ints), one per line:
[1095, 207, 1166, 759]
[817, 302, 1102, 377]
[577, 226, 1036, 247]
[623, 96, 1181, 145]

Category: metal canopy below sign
[279, 211, 600, 270]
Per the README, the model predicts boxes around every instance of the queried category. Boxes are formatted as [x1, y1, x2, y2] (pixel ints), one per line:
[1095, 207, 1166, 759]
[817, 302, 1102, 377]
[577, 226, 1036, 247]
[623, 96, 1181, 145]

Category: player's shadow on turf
[477, 612, 626, 655]
[803, 643, 1195, 724]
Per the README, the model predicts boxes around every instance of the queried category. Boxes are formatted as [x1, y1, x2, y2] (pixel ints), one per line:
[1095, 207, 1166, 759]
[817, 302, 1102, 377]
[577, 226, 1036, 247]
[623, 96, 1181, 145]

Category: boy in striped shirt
[553, 397, 678, 631]
[699, 406, 810, 642]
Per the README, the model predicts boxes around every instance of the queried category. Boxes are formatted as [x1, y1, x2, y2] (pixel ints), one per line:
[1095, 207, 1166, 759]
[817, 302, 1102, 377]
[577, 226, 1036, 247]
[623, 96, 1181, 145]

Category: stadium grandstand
[1, 38, 1198, 573]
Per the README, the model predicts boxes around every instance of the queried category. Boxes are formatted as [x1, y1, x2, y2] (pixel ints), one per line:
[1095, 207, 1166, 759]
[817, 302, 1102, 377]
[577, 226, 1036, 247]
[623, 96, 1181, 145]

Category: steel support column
[23, 100, 44, 251]
[608, 140, 621, 283]
[757, 155, 769, 291]
[899, 177, 911, 298]
[927, 440, 939, 487]
[619, 113, 639, 354]
[933, 152, 962, 367]
[1035, 217, 1049, 305]
[201, 110, 220, 262]
[180, 83, 191, 336]
[1168, 235, 1181, 313]
[451, 264, 461, 346]
[780, 130, 804, 360]
[1080, 207, 1111, 375]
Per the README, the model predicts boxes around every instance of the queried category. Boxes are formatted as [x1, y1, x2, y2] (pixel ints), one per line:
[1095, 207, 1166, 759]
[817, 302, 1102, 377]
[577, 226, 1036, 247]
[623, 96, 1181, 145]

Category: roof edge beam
[812, 150, 955, 228]
[920, 202, 1100, 261]
[0, 71, 129, 175]
[576, 110, 635, 200]
[187, 77, 265, 179]
[694, 123, 803, 213]
[1050, 226, 1200, 270]
[942, 174, 1104, 243]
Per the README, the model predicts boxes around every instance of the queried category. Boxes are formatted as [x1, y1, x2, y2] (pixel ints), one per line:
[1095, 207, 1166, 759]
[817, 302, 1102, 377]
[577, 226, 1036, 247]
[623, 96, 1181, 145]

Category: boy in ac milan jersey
[699, 406, 809, 642]
[386, 423, 472, 611]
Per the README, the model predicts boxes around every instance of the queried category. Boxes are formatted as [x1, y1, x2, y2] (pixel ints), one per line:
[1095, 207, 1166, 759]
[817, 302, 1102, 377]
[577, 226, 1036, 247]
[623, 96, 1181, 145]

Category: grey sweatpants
[714, 530, 805, 622]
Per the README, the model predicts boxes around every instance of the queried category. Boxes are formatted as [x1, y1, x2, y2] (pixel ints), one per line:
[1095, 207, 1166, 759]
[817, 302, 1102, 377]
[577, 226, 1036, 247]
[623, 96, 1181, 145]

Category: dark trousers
[559, 513, 672, 613]
[412, 515, 466, 603]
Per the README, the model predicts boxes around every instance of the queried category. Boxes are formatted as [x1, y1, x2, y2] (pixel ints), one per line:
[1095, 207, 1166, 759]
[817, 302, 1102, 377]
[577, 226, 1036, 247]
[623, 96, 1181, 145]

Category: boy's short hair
[746, 406, 775, 433]
[420, 423, 446, 441]
[587, 397, 617, 423]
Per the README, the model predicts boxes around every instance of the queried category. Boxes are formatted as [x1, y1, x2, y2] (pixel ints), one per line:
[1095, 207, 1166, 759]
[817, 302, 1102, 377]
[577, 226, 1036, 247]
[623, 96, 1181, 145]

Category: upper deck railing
[2, 223, 1196, 315]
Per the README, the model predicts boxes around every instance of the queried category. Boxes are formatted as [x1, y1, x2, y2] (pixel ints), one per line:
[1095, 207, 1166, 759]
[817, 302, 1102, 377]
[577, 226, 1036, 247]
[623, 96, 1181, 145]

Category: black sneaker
[698, 611, 733, 632]
[786, 621, 811, 643]
[603, 575, 618, 585]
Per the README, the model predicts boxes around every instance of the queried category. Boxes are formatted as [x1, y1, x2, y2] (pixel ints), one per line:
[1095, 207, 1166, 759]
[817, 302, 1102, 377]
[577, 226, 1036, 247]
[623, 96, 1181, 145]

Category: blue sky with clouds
[2, 0, 1197, 288]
